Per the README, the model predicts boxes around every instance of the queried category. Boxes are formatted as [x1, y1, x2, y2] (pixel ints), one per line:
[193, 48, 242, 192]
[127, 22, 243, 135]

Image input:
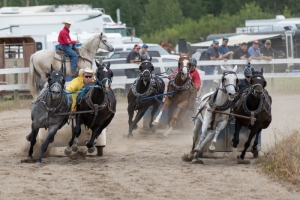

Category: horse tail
[28, 54, 40, 98]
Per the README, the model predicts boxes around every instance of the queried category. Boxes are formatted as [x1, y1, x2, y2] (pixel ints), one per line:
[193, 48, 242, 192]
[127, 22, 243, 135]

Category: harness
[169, 75, 191, 91]
[79, 78, 115, 129]
[34, 87, 71, 129]
[131, 76, 161, 109]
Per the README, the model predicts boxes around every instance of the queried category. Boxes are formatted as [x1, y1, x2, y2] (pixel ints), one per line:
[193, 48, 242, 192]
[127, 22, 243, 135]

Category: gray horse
[26, 64, 72, 164]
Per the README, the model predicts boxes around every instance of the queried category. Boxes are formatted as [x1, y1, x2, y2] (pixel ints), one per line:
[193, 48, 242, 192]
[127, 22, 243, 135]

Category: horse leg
[251, 127, 262, 158]
[170, 100, 187, 127]
[154, 96, 171, 123]
[149, 102, 160, 131]
[190, 117, 203, 159]
[238, 129, 257, 160]
[192, 109, 212, 153]
[127, 103, 136, 129]
[87, 114, 115, 149]
[209, 118, 228, 151]
[231, 120, 243, 148]
[66, 114, 81, 153]
[161, 105, 176, 138]
[36, 126, 59, 163]
[127, 109, 147, 138]
[27, 123, 39, 159]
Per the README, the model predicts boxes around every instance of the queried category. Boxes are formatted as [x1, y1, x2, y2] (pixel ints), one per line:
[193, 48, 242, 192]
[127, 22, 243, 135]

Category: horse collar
[208, 89, 231, 111]
[169, 75, 191, 91]
[131, 76, 157, 98]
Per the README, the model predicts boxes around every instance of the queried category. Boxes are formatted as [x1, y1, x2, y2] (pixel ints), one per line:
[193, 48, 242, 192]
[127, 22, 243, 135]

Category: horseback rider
[58, 19, 80, 77]
[169, 57, 201, 91]
[66, 67, 94, 110]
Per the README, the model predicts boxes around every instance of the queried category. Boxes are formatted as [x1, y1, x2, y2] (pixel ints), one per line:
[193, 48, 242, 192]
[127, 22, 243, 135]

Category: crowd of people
[202, 37, 274, 94]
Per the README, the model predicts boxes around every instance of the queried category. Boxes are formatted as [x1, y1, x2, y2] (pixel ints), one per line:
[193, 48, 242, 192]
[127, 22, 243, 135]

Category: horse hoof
[36, 160, 42, 165]
[21, 157, 36, 163]
[208, 143, 216, 152]
[231, 140, 238, 148]
[26, 135, 31, 142]
[192, 148, 201, 153]
[237, 159, 251, 164]
[64, 146, 72, 156]
[88, 147, 95, 153]
[181, 153, 194, 162]
[251, 149, 259, 158]
[191, 158, 204, 164]
[72, 146, 78, 152]
[133, 125, 138, 130]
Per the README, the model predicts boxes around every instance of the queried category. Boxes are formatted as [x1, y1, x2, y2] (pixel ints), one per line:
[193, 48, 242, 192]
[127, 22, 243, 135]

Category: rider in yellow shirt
[66, 67, 94, 110]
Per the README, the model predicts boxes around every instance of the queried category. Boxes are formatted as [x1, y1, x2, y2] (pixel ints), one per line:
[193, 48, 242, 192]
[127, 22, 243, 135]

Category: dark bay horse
[154, 52, 197, 137]
[126, 59, 165, 138]
[65, 61, 116, 154]
[26, 65, 72, 164]
[232, 68, 272, 159]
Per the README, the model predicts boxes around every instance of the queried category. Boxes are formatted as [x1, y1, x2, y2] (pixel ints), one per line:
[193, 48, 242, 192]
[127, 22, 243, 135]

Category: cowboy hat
[79, 67, 94, 77]
[62, 19, 73, 25]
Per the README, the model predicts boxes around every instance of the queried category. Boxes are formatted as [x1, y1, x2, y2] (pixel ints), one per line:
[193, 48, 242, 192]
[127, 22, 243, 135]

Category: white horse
[190, 65, 238, 163]
[28, 33, 114, 97]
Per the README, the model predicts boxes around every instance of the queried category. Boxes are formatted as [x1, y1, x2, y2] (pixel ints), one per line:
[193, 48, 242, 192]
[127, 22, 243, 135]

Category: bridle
[219, 71, 239, 94]
[80, 34, 109, 55]
[178, 56, 190, 75]
[250, 74, 265, 98]
[95, 66, 112, 91]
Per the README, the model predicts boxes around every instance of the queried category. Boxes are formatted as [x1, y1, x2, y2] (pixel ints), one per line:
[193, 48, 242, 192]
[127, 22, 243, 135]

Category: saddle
[54, 46, 92, 65]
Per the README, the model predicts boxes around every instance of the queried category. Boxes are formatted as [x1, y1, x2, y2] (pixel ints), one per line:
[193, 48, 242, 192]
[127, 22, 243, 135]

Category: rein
[79, 34, 107, 55]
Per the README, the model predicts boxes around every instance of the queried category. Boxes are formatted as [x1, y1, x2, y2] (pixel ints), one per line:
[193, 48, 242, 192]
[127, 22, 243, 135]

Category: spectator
[140, 44, 150, 60]
[218, 37, 234, 59]
[126, 44, 141, 64]
[233, 42, 254, 73]
[260, 40, 274, 73]
[248, 40, 263, 60]
[202, 39, 224, 94]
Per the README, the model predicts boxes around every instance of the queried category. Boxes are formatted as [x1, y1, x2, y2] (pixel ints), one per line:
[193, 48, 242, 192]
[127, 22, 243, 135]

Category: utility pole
[26, 0, 30, 7]
[3, 0, 7, 7]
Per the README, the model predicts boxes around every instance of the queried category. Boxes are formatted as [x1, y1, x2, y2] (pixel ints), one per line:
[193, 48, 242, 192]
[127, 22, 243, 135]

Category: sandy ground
[0, 93, 300, 200]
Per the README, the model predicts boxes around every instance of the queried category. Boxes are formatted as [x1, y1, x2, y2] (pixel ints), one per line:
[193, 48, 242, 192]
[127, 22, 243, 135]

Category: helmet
[244, 65, 254, 77]
[190, 57, 197, 66]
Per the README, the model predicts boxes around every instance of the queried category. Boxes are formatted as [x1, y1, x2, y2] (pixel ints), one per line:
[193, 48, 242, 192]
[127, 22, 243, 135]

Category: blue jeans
[202, 65, 215, 94]
[60, 45, 78, 72]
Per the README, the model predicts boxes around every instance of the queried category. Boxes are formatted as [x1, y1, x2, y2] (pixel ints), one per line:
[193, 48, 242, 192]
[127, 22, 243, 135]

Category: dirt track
[0, 94, 300, 199]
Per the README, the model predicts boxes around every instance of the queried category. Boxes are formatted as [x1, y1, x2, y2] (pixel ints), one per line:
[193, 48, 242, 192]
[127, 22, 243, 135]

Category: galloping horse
[126, 59, 165, 138]
[232, 68, 272, 159]
[154, 52, 196, 137]
[65, 61, 116, 154]
[28, 33, 114, 97]
[189, 65, 238, 163]
[26, 64, 72, 164]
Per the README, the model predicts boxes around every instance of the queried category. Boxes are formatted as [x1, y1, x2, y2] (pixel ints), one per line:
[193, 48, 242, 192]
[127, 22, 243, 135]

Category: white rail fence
[0, 59, 300, 91]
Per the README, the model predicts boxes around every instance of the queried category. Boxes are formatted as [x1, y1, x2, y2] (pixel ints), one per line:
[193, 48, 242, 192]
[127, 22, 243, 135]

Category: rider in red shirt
[58, 19, 80, 77]
[169, 57, 201, 91]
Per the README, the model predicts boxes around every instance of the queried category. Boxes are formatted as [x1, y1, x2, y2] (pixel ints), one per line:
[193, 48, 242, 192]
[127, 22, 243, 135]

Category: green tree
[140, 0, 183, 36]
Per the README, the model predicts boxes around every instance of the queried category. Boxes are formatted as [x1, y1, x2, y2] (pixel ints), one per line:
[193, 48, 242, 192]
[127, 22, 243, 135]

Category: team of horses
[25, 33, 272, 164]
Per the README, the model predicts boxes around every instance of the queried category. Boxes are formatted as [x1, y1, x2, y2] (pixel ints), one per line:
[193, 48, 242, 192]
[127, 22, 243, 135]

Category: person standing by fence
[260, 40, 274, 73]
[202, 39, 224, 94]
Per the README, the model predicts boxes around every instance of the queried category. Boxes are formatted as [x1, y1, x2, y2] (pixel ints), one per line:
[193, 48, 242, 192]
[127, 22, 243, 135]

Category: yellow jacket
[66, 76, 94, 110]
